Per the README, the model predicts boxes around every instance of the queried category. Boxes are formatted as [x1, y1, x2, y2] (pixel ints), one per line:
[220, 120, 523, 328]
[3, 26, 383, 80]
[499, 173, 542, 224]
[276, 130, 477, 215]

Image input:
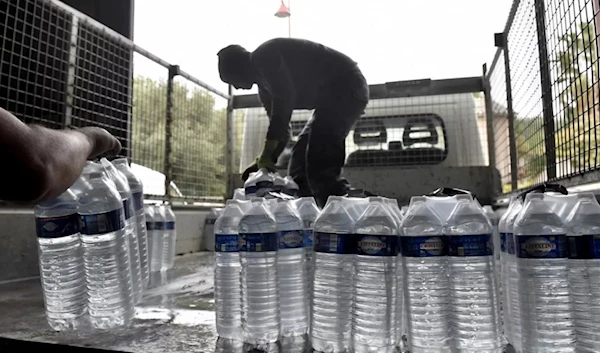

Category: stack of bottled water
[34, 158, 176, 331]
[144, 203, 178, 272]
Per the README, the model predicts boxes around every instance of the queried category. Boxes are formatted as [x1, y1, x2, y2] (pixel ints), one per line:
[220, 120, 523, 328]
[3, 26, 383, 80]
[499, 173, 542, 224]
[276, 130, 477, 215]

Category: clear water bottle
[35, 189, 87, 331]
[445, 194, 502, 352]
[505, 198, 523, 353]
[296, 197, 319, 282]
[78, 172, 134, 328]
[497, 197, 516, 346]
[255, 168, 274, 198]
[113, 158, 149, 288]
[244, 172, 258, 200]
[513, 193, 575, 353]
[273, 173, 287, 194]
[400, 196, 451, 352]
[311, 196, 354, 353]
[162, 204, 177, 270]
[100, 159, 142, 303]
[384, 198, 406, 348]
[284, 176, 300, 198]
[352, 196, 399, 353]
[274, 199, 308, 337]
[148, 205, 165, 272]
[238, 197, 280, 345]
[214, 200, 244, 340]
[564, 193, 600, 353]
[484, 205, 501, 290]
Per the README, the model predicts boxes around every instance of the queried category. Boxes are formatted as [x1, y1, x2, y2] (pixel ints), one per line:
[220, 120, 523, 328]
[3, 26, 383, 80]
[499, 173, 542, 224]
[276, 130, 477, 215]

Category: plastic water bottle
[384, 198, 406, 347]
[352, 196, 399, 353]
[147, 205, 164, 272]
[78, 172, 134, 328]
[100, 159, 142, 303]
[160, 204, 177, 270]
[214, 200, 244, 340]
[238, 197, 280, 345]
[244, 172, 258, 200]
[273, 173, 287, 194]
[484, 205, 501, 290]
[255, 168, 274, 198]
[311, 196, 354, 353]
[284, 176, 300, 198]
[505, 198, 523, 352]
[296, 197, 319, 279]
[563, 192, 600, 352]
[400, 196, 451, 352]
[513, 193, 575, 353]
[445, 194, 502, 352]
[274, 199, 308, 337]
[113, 158, 149, 288]
[35, 189, 87, 331]
[497, 197, 516, 346]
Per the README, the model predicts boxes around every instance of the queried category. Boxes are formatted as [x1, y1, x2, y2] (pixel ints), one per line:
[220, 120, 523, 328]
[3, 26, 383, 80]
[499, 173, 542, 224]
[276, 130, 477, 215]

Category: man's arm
[258, 89, 291, 163]
[0, 108, 121, 203]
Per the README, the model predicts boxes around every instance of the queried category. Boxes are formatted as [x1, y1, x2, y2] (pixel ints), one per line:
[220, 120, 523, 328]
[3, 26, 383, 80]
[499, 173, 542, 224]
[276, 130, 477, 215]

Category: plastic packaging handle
[427, 187, 473, 198]
[517, 182, 568, 202]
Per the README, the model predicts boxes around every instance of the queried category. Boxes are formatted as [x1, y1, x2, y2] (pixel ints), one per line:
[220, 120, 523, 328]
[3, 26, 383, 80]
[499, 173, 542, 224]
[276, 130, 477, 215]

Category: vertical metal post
[534, 0, 556, 180]
[497, 32, 519, 191]
[483, 63, 499, 195]
[63, 16, 79, 128]
[225, 85, 235, 199]
[164, 65, 180, 202]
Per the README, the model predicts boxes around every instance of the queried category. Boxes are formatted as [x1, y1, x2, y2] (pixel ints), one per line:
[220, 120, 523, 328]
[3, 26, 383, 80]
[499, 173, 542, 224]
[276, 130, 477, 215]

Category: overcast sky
[132, 0, 514, 97]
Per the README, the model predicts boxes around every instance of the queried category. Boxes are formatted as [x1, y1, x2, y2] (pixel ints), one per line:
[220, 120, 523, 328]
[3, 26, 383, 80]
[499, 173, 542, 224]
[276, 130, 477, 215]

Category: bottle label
[133, 192, 144, 211]
[303, 229, 314, 248]
[506, 233, 516, 255]
[215, 234, 240, 252]
[313, 232, 355, 254]
[36, 214, 80, 238]
[146, 222, 155, 231]
[244, 186, 257, 196]
[500, 232, 507, 253]
[165, 221, 175, 230]
[79, 209, 124, 235]
[400, 236, 447, 257]
[240, 232, 278, 252]
[256, 181, 273, 197]
[278, 230, 304, 249]
[155, 222, 165, 230]
[516, 235, 567, 258]
[448, 234, 493, 257]
[123, 198, 133, 220]
[567, 235, 600, 259]
[356, 235, 398, 256]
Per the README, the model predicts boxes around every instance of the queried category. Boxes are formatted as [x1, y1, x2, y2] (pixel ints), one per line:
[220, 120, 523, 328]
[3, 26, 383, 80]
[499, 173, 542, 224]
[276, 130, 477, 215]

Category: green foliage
[131, 76, 231, 200]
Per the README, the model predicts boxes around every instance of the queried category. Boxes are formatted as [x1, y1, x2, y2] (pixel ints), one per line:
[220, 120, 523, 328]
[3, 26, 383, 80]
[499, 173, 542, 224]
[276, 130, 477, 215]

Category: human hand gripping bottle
[238, 197, 280, 345]
[100, 159, 142, 303]
[563, 192, 600, 353]
[274, 199, 308, 337]
[311, 196, 355, 353]
[112, 158, 149, 289]
[78, 172, 135, 328]
[513, 193, 575, 353]
[214, 200, 245, 340]
[445, 194, 502, 353]
[400, 196, 451, 353]
[352, 196, 399, 353]
[35, 188, 87, 331]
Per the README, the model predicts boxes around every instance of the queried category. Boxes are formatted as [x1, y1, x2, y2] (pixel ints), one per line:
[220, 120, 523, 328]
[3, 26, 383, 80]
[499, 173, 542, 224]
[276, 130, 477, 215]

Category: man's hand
[241, 140, 279, 181]
[76, 126, 122, 159]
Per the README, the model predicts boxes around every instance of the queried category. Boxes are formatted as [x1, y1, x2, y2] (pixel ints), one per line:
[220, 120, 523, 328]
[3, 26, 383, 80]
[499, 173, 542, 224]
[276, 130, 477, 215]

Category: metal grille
[0, 0, 71, 129]
[0, 0, 230, 202]
[488, 0, 600, 194]
[234, 87, 489, 175]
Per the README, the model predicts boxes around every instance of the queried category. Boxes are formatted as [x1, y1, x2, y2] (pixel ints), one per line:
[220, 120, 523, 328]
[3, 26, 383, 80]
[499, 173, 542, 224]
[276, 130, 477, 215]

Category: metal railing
[487, 0, 600, 196]
[0, 0, 230, 202]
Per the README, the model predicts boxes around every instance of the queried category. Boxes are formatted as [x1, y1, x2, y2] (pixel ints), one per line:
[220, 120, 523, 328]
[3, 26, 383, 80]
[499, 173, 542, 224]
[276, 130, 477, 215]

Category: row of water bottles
[34, 158, 176, 331]
[499, 184, 600, 353]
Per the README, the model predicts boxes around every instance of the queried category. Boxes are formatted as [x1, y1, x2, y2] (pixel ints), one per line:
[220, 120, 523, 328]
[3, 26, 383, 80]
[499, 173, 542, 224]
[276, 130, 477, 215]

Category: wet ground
[0, 252, 514, 353]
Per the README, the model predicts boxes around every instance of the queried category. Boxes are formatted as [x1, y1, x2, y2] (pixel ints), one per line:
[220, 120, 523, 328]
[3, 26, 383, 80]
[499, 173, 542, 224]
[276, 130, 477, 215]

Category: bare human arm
[0, 108, 121, 203]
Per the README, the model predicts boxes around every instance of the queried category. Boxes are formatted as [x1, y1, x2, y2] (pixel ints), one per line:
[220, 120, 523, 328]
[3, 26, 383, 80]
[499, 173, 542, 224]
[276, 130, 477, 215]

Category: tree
[553, 20, 600, 171]
[131, 76, 232, 200]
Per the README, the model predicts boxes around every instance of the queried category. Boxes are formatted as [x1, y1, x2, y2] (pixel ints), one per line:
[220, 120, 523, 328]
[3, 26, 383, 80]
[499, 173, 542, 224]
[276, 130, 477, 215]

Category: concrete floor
[0, 252, 514, 353]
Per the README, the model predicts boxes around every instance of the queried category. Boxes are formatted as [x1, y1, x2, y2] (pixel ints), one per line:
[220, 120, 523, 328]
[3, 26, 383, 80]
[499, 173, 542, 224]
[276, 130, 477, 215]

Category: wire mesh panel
[545, 0, 599, 179]
[70, 19, 132, 156]
[489, 50, 513, 193]
[0, 0, 71, 128]
[169, 75, 228, 201]
[235, 91, 489, 173]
